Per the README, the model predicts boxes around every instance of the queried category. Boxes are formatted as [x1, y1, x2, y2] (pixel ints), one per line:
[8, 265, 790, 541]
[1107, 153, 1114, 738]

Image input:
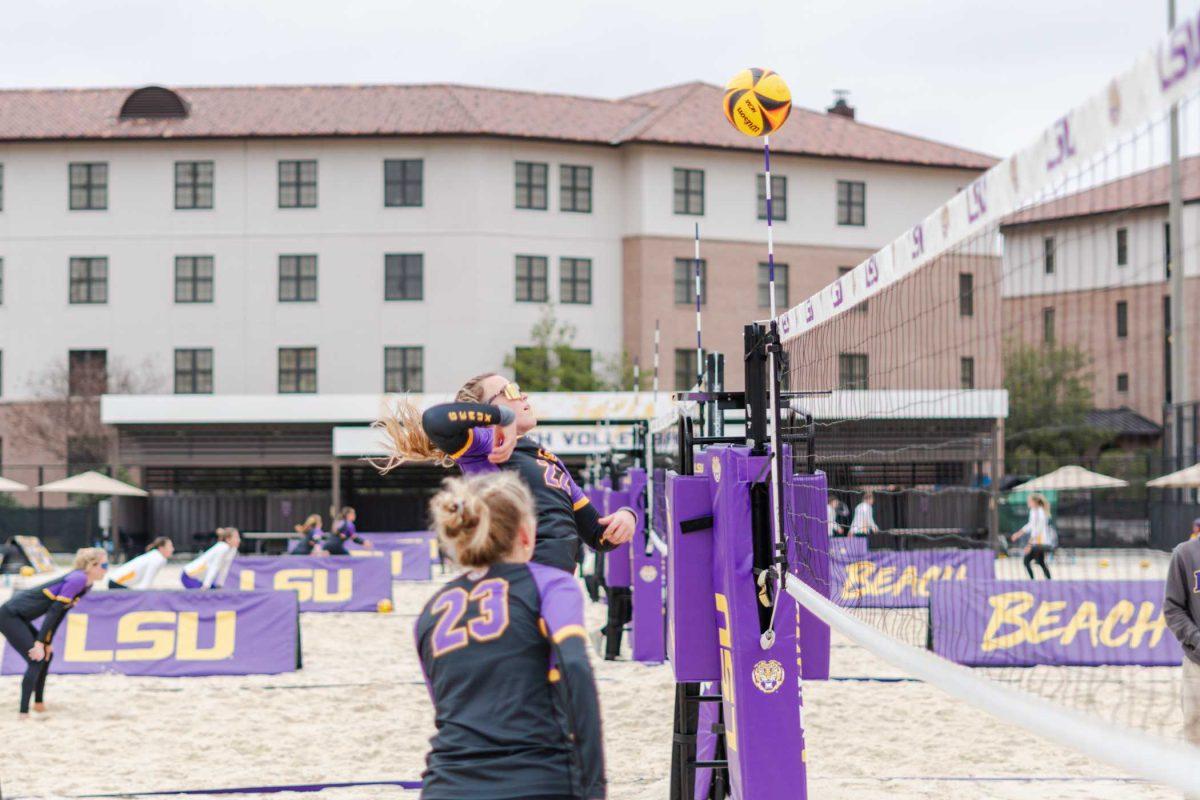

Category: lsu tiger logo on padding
[751, 659, 785, 694]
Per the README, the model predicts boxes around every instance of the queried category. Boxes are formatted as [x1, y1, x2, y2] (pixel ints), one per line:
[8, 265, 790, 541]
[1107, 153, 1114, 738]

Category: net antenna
[653, 319, 661, 402]
[693, 223, 705, 389]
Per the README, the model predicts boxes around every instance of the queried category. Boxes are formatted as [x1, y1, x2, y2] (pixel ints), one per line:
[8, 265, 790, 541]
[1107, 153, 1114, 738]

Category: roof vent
[119, 86, 189, 120]
[826, 90, 855, 120]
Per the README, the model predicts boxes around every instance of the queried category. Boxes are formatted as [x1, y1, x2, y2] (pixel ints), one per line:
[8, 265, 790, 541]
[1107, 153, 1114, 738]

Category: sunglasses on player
[486, 382, 524, 404]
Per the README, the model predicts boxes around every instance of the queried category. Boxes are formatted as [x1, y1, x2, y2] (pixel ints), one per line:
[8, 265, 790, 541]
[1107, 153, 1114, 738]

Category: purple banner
[830, 548, 994, 608]
[931, 580, 1184, 667]
[227, 556, 393, 612]
[1, 590, 299, 677]
[359, 531, 441, 564]
[349, 542, 432, 581]
[830, 536, 869, 558]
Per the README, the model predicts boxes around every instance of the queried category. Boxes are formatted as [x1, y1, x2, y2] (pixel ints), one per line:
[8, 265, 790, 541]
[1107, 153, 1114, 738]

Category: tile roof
[1085, 407, 1163, 437]
[0, 82, 996, 169]
[1002, 158, 1200, 227]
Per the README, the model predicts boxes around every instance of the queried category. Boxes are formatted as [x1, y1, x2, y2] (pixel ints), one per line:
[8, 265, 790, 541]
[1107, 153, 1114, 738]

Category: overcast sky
[0, 0, 1193, 157]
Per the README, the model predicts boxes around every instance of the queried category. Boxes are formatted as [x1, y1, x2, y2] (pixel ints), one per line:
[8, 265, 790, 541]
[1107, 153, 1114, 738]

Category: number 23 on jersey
[430, 578, 511, 657]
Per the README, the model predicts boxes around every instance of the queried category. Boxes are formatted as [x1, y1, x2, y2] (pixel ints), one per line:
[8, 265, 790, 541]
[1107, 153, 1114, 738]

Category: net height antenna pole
[1169, 0, 1190, 440]
[694, 223, 704, 390]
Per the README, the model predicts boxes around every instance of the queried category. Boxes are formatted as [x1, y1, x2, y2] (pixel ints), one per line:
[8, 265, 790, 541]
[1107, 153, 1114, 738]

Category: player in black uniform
[416, 472, 605, 799]
[376, 372, 635, 572]
[0, 547, 108, 714]
[324, 506, 372, 555]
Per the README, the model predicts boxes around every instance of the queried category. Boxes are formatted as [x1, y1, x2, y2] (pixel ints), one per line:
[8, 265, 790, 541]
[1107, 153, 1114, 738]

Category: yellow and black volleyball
[722, 68, 792, 137]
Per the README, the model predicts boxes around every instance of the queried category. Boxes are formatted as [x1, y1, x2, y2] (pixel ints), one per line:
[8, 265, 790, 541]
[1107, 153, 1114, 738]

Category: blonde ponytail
[429, 472, 533, 568]
[371, 374, 501, 474]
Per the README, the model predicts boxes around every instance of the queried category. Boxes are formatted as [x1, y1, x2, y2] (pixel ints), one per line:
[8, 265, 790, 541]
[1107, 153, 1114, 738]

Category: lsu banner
[931, 580, 1184, 667]
[830, 548, 994, 608]
[0, 590, 299, 677]
[358, 532, 441, 563]
[227, 556, 392, 612]
[349, 542, 432, 581]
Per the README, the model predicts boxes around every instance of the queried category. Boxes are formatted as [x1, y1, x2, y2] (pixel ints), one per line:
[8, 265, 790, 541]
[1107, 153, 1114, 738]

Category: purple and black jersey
[415, 561, 605, 799]
[1, 569, 90, 644]
[422, 402, 621, 572]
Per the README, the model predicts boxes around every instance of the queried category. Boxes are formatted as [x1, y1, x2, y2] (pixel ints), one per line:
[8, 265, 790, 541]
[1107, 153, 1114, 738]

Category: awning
[1147, 463, 1200, 489]
[1011, 465, 1129, 492]
[0, 477, 30, 492]
[36, 471, 149, 497]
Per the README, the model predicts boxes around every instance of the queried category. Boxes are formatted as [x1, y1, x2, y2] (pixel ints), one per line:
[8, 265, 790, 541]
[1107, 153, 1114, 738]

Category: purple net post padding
[349, 541, 432, 581]
[358, 531, 441, 564]
[227, 555, 393, 612]
[0, 590, 299, 677]
[626, 468, 666, 664]
[693, 679, 721, 800]
[784, 469, 832, 681]
[931, 579, 1185, 667]
[830, 548, 995, 609]
[709, 446, 806, 800]
[604, 488, 633, 588]
[667, 472, 720, 682]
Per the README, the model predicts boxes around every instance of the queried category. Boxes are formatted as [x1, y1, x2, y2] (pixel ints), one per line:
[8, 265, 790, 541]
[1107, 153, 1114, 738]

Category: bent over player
[415, 472, 606, 799]
[0, 547, 108, 714]
[377, 371, 634, 572]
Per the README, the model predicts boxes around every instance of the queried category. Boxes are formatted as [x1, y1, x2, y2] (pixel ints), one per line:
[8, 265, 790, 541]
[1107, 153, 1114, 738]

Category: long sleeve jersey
[183, 541, 237, 589]
[0, 570, 90, 644]
[1165, 537, 1200, 666]
[422, 402, 625, 572]
[108, 549, 168, 589]
[325, 520, 365, 555]
[415, 561, 606, 799]
[849, 501, 878, 535]
[1019, 506, 1051, 546]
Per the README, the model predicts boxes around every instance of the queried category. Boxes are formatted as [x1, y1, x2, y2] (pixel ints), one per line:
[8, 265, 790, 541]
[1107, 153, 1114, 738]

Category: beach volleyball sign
[0, 590, 299, 677]
[228, 555, 392, 612]
[829, 548, 994, 608]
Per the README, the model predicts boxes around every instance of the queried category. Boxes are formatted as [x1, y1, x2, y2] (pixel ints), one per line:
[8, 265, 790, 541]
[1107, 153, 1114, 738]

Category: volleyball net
[766, 17, 1200, 793]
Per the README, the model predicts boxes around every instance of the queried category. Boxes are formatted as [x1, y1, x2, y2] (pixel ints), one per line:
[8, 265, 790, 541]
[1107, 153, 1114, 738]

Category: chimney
[827, 90, 855, 120]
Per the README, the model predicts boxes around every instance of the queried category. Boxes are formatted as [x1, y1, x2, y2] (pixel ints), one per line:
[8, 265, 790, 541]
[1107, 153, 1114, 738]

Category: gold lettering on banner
[980, 592, 1168, 652]
[715, 593, 738, 753]
[63, 614, 114, 662]
[839, 561, 969, 600]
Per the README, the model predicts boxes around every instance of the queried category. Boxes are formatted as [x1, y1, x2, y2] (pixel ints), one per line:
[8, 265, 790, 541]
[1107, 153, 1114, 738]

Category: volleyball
[19, 565, 34, 577]
[722, 68, 792, 137]
[377, 599, 394, 613]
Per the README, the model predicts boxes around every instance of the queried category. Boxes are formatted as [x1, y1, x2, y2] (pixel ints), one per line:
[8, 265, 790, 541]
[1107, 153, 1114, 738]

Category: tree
[7, 355, 165, 465]
[504, 306, 602, 391]
[1002, 339, 1112, 466]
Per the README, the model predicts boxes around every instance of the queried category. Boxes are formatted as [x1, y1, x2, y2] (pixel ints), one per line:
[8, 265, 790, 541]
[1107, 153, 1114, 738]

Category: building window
[515, 161, 548, 210]
[384, 346, 424, 392]
[1116, 227, 1128, 267]
[279, 255, 318, 302]
[175, 161, 214, 209]
[674, 258, 706, 305]
[384, 159, 423, 207]
[961, 357, 976, 390]
[758, 262, 789, 308]
[174, 348, 213, 394]
[515, 255, 548, 302]
[175, 256, 214, 303]
[757, 174, 787, 221]
[1116, 300, 1128, 338]
[560, 258, 592, 304]
[837, 180, 865, 226]
[1043, 236, 1056, 274]
[69, 162, 107, 210]
[278, 160, 317, 208]
[839, 266, 868, 312]
[560, 165, 592, 213]
[1116, 373, 1129, 393]
[69, 257, 108, 304]
[1042, 307, 1055, 344]
[68, 350, 107, 396]
[513, 346, 549, 386]
[384, 254, 423, 301]
[1164, 222, 1172, 278]
[673, 168, 704, 215]
[959, 273, 974, 317]
[675, 348, 705, 390]
[838, 353, 869, 389]
[278, 348, 317, 393]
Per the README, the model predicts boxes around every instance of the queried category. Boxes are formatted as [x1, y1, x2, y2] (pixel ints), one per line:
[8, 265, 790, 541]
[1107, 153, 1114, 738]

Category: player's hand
[362, 540, 375, 549]
[28, 642, 46, 662]
[599, 509, 636, 546]
[488, 423, 518, 464]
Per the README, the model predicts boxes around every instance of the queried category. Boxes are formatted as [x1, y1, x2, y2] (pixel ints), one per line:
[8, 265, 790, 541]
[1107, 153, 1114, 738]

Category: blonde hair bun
[429, 473, 534, 569]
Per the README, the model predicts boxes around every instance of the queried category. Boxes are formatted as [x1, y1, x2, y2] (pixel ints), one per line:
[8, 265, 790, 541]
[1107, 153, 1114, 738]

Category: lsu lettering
[715, 593, 738, 753]
[238, 568, 353, 602]
[350, 549, 405, 577]
[63, 610, 236, 662]
[840, 561, 968, 600]
[980, 591, 1167, 652]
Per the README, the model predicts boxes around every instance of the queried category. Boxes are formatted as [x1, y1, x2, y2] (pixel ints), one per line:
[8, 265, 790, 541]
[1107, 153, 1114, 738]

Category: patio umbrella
[1146, 463, 1200, 489]
[0, 477, 30, 492]
[35, 470, 148, 497]
[1011, 466, 1128, 547]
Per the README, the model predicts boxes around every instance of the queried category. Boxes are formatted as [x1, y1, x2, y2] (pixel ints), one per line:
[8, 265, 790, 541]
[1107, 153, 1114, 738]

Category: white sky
[0, 0, 1194, 157]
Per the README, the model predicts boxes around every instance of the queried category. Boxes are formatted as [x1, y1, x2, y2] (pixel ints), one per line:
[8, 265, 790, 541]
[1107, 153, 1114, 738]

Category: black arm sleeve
[573, 502, 619, 553]
[37, 602, 72, 644]
[553, 637, 607, 799]
[421, 402, 507, 456]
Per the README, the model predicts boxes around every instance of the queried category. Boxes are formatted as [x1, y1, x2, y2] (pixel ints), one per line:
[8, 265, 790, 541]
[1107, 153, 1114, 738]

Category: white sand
[0, 555, 1188, 800]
